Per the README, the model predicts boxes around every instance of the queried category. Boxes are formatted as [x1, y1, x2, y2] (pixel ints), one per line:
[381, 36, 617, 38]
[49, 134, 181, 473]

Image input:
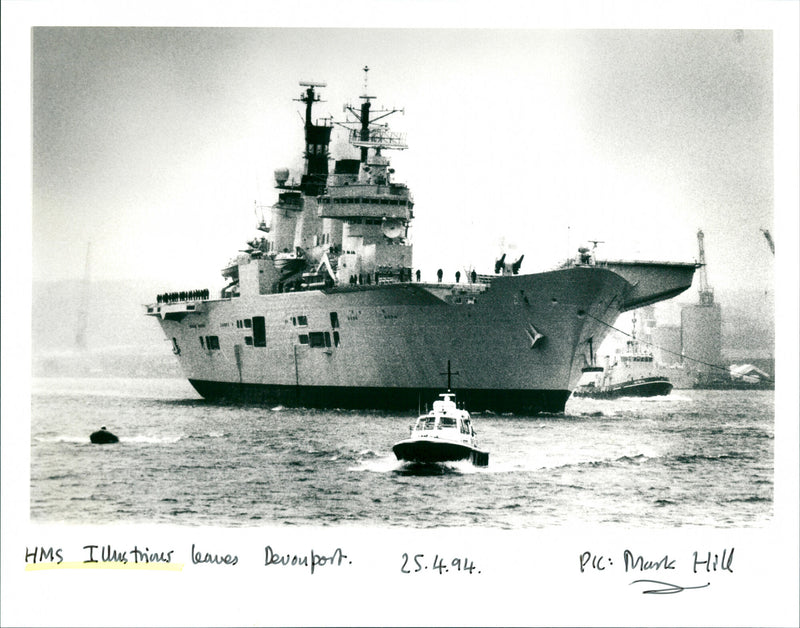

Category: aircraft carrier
[146, 71, 696, 413]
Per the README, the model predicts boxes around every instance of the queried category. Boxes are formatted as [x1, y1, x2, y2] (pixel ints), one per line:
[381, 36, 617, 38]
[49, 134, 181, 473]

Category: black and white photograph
[2, 1, 798, 626]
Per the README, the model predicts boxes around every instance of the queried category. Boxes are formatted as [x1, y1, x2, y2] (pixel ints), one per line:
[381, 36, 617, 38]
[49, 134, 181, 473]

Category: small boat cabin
[412, 393, 474, 437]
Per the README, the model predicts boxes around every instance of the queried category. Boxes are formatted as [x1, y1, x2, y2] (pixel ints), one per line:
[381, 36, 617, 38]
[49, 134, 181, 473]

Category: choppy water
[30, 378, 773, 528]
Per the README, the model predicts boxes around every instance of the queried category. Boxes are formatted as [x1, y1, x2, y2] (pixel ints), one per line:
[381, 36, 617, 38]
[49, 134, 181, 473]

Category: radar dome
[381, 219, 404, 239]
[274, 168, 290, 186]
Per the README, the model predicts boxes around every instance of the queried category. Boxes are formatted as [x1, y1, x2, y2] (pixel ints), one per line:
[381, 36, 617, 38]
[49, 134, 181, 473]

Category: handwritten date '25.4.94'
[401, 553, 480, 575]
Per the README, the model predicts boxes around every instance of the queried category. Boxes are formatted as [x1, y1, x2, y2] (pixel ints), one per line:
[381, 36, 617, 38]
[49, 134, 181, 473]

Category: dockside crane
[75, 242, 91, 351]
[696, 229, 715, 306]
[761, 228, 775, 255]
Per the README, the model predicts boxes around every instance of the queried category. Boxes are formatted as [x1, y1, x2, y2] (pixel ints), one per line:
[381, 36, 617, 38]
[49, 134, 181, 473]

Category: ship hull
[392, 439, 475, 464]
[573, 376, 673, 399]
[188, 379, 571, 413]
[148, 263, 695, 414]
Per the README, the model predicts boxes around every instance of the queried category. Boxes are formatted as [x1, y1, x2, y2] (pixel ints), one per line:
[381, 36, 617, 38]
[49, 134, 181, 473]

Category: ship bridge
[317, 184, 413, 220]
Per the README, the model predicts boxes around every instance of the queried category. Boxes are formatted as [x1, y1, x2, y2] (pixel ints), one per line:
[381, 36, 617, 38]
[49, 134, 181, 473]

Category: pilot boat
[392, 390, 489, 466]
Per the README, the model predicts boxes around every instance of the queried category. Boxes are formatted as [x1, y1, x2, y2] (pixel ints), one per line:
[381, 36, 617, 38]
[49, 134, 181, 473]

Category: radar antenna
[295, 81, 327, 126]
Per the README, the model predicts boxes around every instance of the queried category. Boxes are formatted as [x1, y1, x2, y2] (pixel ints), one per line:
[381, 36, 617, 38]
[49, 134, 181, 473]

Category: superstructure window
[252, 316, 266, 347]
[244, 318, 252, 328]
[308, 332, 326, 348]
[330, 312, 339, 328]
[245, 337, 253, 346]
[298, 334, 309, 345]
[333, 331, 340, 347]
[292, 315, 308, 327]
[199, 337, 205, 349]
[205, 336, 220, 350]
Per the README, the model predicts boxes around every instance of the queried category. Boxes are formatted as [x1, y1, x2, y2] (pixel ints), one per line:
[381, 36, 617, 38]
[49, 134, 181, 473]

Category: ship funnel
[274, 168, 290, 186]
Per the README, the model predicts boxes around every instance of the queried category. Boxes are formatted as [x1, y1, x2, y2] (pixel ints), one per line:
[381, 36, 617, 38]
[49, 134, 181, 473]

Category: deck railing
[156, 289, 209, 304]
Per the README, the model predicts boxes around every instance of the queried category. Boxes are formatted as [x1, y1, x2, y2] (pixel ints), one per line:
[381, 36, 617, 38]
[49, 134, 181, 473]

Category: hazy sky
[17, 21, 787, 298]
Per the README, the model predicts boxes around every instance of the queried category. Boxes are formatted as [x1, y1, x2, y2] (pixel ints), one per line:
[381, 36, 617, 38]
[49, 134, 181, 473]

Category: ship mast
[295, 81, 332, 194]
[696, 229, 714, 306]
[342, 66, 407, 162]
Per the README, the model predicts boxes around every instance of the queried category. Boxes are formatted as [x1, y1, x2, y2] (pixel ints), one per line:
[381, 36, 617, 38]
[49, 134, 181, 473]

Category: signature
[630, 579, 711, 595]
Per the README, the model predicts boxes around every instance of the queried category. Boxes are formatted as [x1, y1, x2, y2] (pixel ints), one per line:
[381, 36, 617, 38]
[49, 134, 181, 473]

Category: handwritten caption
[23, 543, 352, 575]
[579, 547, 735, 594]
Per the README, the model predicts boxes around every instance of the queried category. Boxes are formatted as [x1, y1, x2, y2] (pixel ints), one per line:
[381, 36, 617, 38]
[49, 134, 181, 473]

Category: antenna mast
[294, 80, 332, 193]
[439, 360, 459, 391]
[341, 66, 407, 162]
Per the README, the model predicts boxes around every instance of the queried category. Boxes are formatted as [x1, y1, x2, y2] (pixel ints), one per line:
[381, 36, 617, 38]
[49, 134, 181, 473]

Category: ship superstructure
[146, 71, 697, 413]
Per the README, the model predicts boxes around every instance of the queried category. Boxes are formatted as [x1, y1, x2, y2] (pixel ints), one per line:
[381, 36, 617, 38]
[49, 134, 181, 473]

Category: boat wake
[34, 435, 90, 444]
[532, 450, 659, 471]
[347, 455, 404, 473]
[126, 434, 184, 444]
[663, 393, 694, 402]
[34, 433, 184, 445]
[393, 462, 464, 476]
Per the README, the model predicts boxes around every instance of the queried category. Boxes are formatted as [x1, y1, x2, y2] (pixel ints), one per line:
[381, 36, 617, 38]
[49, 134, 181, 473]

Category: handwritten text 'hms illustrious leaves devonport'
[24, 543, 353, 574]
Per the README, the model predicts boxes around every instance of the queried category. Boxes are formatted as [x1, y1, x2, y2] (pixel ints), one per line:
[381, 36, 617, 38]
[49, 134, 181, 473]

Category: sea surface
[30, 377, 774, 528]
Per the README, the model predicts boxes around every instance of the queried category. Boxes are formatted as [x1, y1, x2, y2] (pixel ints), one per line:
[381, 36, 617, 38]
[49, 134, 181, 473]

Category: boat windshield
[439, 417, 457, 428]
[417, 416, 436, 430]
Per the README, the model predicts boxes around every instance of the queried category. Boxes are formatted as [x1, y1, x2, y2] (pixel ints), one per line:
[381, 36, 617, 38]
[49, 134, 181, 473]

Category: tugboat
[573, 313, 673, 399]
[393, 363, 489, 466]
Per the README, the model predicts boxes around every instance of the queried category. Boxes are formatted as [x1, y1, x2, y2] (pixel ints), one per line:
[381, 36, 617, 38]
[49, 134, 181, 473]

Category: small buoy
[90, 426, 118, 444]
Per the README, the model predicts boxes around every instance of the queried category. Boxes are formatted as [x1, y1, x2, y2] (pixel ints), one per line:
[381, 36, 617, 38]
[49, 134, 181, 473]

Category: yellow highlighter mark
[26, 561, 184, 572]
